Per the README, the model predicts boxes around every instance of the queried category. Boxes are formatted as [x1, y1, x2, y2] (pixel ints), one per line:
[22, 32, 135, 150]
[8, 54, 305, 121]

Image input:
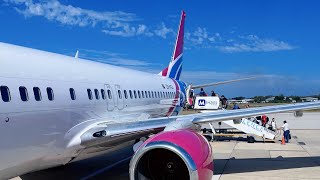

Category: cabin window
[0, 86, 11, 102]
[141, 91, 144, 98]
[19, 86, 28, 102]
[124, 90, 128, 99]
[107, 90, 112, 99]
[100, 89, 105, 100]
[134, 90, 137, 99]
[70, 88, 76, 100]
[129, 90, 133, 99]
[94, 89, 100, 100]
[151, 91, 154, 98]
[155, 91, 157, 98]
[87, 89, 93, 100]
[33, 87, 41, 101]
[138, 91, 141, 98]
[148, 91, 151, 98]
[118, 90, 122, 99]
[158, 92, 160, 98]
[145, 91, 148, 98]
[46, 87, 54, 101]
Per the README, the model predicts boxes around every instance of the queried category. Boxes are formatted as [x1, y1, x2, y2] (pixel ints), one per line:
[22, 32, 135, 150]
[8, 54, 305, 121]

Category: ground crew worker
[280, 121, 290, 143]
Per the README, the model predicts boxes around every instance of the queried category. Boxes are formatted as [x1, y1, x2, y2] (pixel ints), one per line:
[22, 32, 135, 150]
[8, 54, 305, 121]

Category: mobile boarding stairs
[193, 96, 277, 142]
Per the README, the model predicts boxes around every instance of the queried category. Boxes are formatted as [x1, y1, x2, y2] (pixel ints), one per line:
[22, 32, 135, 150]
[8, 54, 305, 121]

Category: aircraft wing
[76, 101, 320, 149]
[190, 101, 320, 124]
[191, 77, 257, 89]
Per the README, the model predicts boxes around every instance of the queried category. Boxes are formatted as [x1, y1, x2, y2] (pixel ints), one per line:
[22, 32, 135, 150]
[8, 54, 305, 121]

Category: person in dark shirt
[199, 88, 207, 96]
[232, 103, 240, 109]
[221, 95, 228, 109]
[211, 90, 216, 96]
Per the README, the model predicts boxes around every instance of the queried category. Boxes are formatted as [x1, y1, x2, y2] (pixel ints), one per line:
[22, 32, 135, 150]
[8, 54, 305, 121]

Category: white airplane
[0, 11, 319, 180]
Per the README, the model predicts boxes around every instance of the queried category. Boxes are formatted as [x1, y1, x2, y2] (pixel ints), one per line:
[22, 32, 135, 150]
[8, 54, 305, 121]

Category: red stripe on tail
[172, 11, 186, 60]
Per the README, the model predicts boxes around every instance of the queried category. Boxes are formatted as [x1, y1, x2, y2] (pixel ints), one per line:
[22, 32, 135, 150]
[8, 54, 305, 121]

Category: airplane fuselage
[0, 42, 186, 179]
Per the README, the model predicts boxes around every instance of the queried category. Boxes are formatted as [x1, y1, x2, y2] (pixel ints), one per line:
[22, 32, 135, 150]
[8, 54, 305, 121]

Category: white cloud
[185, 27, 296, 53]
[153, 22, 174, 39]
[218, 35, 296, 53]
[4, 0, 157, 37]
[4, 0, 297, 52]
[186, 27, 221, 48]
[180, 70, 319, 97]
[75, 49, 151, 66]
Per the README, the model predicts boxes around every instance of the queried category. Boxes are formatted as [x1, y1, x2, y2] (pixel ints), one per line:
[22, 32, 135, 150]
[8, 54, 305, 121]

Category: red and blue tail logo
[159, 10, 186, 80]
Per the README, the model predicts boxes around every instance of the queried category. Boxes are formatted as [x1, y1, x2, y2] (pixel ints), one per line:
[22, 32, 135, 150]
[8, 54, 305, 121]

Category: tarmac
[212, 129, 320, 180]
[11, 112, 320, 180]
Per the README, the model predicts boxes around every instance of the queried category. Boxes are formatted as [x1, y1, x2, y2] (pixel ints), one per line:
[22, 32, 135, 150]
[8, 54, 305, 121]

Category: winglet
[159, 10, 186, 80]
[75, 50, 79, 59]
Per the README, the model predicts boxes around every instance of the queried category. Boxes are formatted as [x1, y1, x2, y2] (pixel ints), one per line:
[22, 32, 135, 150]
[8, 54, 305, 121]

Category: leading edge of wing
[191, 101, 320, 124]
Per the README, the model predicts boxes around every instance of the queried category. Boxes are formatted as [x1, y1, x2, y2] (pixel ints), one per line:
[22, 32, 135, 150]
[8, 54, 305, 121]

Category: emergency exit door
[104, 84, 114, 111]
[114, 84, 124, 110]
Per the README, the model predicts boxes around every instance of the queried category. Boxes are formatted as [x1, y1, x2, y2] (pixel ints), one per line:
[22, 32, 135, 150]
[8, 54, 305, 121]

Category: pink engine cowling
[129, 130, 213, 180]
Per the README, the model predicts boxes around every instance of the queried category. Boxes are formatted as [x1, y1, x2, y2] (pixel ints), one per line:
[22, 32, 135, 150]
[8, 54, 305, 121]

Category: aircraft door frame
[104, 84, 115, 111]
[114, 84, 124, 110]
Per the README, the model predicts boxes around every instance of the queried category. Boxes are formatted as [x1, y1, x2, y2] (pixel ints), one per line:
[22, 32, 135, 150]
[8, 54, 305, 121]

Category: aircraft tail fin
[159, 10, 186, 80]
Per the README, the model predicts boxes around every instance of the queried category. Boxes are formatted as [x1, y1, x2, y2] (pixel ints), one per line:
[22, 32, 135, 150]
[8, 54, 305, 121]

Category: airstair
[221, 118, 277, 140]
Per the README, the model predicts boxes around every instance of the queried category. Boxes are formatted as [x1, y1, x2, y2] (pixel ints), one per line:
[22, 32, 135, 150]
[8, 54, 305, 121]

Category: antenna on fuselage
[75, 50, 79, 59]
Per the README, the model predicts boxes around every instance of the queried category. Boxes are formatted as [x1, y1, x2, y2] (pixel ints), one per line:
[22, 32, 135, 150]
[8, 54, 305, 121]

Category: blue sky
[1, 0, 320, 97]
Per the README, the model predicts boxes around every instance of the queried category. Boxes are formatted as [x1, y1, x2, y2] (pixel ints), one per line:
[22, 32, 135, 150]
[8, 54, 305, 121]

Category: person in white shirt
[281, 121, 290, 143]
[271, 118, 277, 131]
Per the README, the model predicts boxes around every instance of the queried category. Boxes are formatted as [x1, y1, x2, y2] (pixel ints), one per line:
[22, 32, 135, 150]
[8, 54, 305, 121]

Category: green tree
[285, 97, 291, 103]
[274, 94, 285, 101]
[292, 96, 302, 102]
[235, 96, 245, 100]
[254, 96, 266, 103]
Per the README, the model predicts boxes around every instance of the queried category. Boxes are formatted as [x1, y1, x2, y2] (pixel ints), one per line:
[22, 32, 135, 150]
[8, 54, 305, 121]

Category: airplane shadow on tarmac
[214, 156, 320, 175]
[20, 155, 320, 180]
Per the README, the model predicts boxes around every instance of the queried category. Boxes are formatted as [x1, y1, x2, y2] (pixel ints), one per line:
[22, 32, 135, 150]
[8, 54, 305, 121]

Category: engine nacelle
[129, 130, 213, 180]
[294, 110, 304, 117]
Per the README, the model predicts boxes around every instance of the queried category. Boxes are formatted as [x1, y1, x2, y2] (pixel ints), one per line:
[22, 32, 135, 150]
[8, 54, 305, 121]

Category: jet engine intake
[129, 130, 213, 180]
